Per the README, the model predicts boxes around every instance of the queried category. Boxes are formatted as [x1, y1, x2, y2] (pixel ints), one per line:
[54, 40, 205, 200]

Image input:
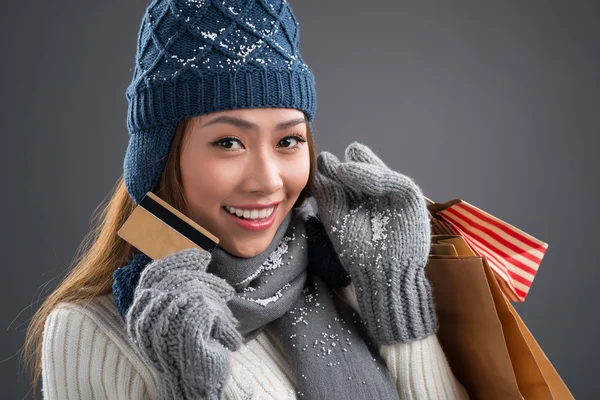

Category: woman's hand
[311, 142, 437, 345]
[126, 248, 243, 400]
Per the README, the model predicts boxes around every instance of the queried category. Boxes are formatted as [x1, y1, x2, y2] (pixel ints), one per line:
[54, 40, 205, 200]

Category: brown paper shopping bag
[427, 235, 574, 400]
[426, 251, 522, 399]
[480, 250, 574, 400]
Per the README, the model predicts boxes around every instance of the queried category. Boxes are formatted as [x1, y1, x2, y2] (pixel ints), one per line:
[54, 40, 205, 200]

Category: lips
[224, 201, 282, 209]
[224, 205, 276, 220]
[223, 203, 279, 231]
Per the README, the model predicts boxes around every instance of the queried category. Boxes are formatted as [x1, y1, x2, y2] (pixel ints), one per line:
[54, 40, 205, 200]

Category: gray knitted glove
[126, 248, 243, 400]
[311, 142, 437, 345]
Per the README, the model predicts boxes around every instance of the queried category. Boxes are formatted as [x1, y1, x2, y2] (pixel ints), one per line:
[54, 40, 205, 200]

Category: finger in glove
[344, 141, 388, 169]
[337, 161, 422, 200]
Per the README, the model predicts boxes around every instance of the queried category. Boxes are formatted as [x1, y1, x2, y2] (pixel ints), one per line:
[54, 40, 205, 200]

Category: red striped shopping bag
[424, 197, 548, 302]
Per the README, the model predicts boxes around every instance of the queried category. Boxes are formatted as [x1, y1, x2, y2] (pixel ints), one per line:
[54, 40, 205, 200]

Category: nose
[241, 148, 284, 196]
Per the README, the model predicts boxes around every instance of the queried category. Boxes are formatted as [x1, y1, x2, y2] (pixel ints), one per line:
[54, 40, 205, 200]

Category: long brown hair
[22, 115, 317, 398]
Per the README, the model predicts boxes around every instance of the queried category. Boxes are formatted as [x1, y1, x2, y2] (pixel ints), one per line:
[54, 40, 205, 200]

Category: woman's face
[180, 107, 310, 258]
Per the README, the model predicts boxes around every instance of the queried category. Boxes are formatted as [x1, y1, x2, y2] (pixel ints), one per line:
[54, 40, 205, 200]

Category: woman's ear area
[179, 116, 200, 153]
[293, 115, 317, 208]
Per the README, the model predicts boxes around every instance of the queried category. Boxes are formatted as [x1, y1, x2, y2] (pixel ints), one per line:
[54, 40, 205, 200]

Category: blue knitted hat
[123, 0, 317, 205]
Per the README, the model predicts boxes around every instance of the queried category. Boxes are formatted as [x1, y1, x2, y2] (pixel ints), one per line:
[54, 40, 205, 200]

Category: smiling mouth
[221, 203, 280, 232]
[222, 205, 277, 220]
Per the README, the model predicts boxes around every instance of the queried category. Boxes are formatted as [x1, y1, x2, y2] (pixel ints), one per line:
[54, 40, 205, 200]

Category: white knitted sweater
[41, 282, 469, 399]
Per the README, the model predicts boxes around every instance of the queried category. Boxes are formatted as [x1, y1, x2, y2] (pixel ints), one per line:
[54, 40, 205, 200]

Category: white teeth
[225, 206, 275, 220]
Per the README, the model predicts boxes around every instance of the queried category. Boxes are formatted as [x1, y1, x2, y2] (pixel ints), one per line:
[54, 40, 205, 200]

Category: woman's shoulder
[47, 294, 130, 347]
[43, 294, 158, 398]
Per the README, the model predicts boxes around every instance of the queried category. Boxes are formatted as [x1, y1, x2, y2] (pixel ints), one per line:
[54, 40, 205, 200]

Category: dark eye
[278, 134, 306, 149]
[214, 137, 243, 150]
[278, 137, 298, 148]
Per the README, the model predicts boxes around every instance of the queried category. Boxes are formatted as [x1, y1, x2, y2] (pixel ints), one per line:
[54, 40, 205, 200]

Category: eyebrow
[200, 115, 306, 132]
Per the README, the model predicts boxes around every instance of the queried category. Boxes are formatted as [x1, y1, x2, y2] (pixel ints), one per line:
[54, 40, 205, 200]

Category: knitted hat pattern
[124, 0, 317, 205]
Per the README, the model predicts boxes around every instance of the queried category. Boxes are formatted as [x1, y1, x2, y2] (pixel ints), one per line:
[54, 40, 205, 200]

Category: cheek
[180, 151, 241, 211]
[283, 153, 310, 194]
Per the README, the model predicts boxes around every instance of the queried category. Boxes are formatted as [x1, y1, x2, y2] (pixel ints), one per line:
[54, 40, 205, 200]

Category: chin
[224, 239, 271, 258]
[218, 209, 288, 257]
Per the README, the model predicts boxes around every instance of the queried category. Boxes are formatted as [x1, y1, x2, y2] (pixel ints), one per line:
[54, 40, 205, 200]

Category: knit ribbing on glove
[126, 248, 243, 400]
[342, 190, 437, 345]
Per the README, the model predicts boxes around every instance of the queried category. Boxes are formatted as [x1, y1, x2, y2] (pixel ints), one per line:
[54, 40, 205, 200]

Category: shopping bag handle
[424, 196, 463, 222]
[424, 196, 442, 222]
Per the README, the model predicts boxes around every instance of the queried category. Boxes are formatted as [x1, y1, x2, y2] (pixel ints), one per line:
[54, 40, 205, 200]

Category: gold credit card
[117, 191, 220, 260]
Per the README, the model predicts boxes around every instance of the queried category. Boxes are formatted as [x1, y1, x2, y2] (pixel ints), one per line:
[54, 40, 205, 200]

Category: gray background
[1, 0, 598, 398]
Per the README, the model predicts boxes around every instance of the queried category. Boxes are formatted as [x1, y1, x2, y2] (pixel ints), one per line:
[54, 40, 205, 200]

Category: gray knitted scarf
[206, 202, 400, 399]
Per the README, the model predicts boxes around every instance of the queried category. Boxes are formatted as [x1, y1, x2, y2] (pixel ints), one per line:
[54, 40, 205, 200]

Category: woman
[24, 0, 469, 399]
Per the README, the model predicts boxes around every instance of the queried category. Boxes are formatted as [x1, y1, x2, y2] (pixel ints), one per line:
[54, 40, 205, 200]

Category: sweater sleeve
[335, 282, 470, 400]
[42, 304, 157, 400]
